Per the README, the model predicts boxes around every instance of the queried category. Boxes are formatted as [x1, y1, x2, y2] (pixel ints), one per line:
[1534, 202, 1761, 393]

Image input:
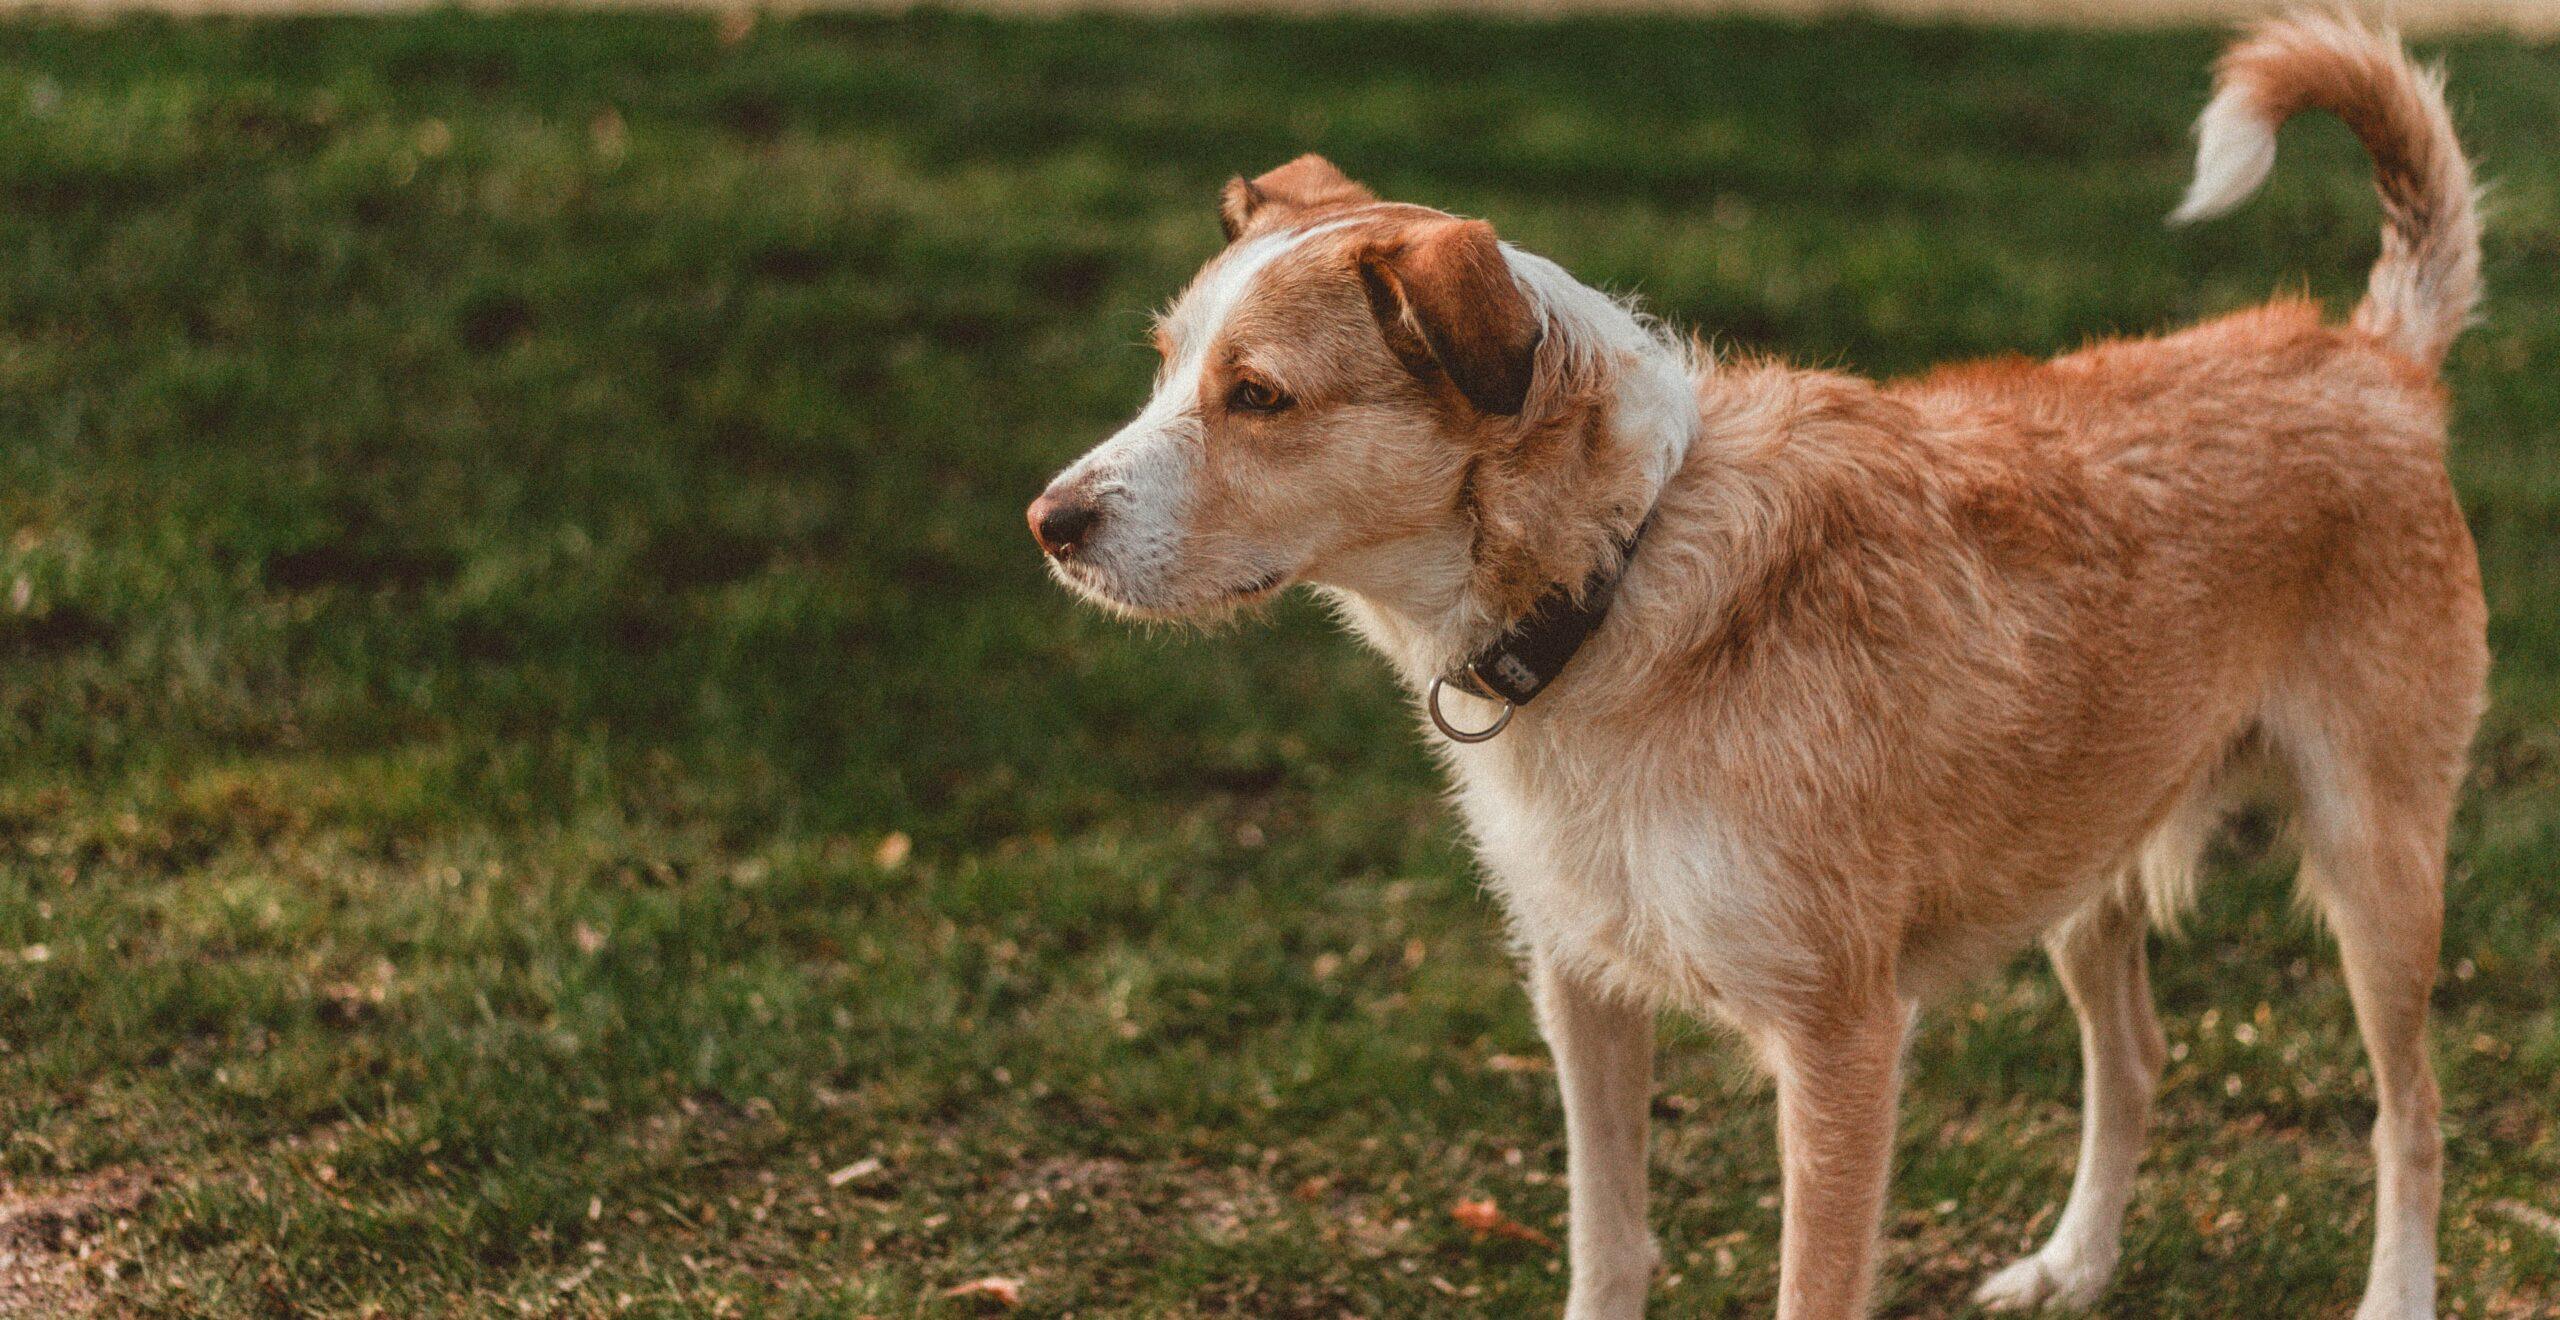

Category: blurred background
[20, 0, 2560, 32]
[0, 0, 2553, 1315]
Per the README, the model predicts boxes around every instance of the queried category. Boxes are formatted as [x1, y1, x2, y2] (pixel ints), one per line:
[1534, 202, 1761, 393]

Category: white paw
[1971, 1249, 2111, 1312]
[1561, 1244, 1658, 1320]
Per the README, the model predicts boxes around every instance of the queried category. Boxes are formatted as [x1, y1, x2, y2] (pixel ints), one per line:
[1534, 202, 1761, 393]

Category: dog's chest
[1444, 736, 1808, 1019]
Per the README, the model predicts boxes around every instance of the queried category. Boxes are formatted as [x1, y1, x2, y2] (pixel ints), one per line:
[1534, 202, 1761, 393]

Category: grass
[0, 9, 2554, 1316]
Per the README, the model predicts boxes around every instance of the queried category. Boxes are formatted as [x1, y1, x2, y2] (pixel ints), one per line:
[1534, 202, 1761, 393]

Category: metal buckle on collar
[1426, 668, 1514, 744]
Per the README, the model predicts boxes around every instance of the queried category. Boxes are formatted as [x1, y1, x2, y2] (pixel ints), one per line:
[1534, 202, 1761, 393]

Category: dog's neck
[1317, 254, 1701, 696]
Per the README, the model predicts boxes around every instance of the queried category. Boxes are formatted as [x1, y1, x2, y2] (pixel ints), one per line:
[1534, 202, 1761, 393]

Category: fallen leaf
[555, 1261, 597, 1295]
[827, 1156, 883, 1188]
[941, 1277, 1023, 1308]
[2489, 1199, 2560, 1248]
[1451, 1197, 1555, 1249]
[874, 832, 912, 870]
[590, 109, 628, 163]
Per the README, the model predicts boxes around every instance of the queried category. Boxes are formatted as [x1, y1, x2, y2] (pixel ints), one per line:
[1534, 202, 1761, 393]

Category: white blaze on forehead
[1158, 218, 1362, 389]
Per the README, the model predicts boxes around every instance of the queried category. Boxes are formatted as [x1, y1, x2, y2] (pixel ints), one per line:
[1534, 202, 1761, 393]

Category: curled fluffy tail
[2170, 11, 2481, 368]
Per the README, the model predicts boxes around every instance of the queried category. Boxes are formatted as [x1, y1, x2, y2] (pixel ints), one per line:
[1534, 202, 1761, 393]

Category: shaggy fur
[1028, 14, 2489, 1319]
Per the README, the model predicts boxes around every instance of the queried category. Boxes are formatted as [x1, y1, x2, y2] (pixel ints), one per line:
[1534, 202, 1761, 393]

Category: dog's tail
[2170, 11, 2481, 368]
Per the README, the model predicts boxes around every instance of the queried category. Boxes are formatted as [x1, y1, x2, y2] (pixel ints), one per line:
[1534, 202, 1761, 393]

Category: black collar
[1427, 513, 1654, 743]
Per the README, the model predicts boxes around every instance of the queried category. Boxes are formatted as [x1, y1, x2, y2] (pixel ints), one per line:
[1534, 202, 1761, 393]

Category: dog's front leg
[1531, 957, 1658, 1320]
[1769, 996, 1907, 1320]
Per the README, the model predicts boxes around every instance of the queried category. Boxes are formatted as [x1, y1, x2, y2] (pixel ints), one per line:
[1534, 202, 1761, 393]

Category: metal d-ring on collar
[1427, 670, 1513, 744]
[1426, 512, 1656, 746]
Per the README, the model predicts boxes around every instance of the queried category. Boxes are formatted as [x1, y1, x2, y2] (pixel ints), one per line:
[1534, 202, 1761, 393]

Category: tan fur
[1357, 217, 1546, 415]
[1221, 153, 1378, 242]
[1032, 14, 2489, 1318]
[2178, 12, 2481, 365]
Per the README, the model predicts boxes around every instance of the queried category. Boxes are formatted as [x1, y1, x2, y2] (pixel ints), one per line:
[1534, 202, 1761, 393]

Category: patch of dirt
[0, 1169, 149, 1318]
[996, 1155, 1289, 1246]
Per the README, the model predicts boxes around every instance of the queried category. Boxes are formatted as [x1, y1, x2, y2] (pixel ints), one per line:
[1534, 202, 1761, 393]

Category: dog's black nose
[1027, 487, 1102, 558]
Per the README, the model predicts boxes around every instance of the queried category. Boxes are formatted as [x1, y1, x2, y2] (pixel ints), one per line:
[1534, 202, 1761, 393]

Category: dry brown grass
[0, 1170, 150, 1317]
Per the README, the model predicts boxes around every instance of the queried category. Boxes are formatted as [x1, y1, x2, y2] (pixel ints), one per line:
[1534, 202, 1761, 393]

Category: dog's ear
[1221, 154, 1375, 242]
[1355, 218, 1542, 417]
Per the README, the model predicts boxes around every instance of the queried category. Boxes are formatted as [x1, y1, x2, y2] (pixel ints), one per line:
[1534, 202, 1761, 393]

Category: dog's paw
[1971, 1250, 2110, 1312]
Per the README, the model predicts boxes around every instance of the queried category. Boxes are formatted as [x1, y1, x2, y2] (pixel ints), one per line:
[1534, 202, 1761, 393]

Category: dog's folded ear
[1355, 218, 1543, 417]
[1220, 155, 1375, 242]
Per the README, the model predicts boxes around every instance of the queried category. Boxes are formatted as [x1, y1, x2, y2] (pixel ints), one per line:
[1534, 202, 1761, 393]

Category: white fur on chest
[1442, 725, 1814, 1024]
[1321, 593, 1814, 1025]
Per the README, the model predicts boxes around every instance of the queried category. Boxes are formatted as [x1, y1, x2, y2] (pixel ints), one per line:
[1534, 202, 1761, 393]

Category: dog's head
[1028, 156, 1685, 625]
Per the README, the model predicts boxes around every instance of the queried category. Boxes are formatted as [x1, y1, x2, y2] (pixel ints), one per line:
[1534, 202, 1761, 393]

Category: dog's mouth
[1050, 558, 1294, 617]
[1216, 567, 1291, 603]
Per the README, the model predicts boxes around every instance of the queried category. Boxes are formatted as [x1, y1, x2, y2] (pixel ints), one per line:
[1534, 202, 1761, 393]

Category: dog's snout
[1027, 487, 1103, 558]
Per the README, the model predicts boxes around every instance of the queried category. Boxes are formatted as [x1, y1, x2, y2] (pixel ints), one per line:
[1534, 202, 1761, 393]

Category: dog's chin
[1048, 558, 1293, 622]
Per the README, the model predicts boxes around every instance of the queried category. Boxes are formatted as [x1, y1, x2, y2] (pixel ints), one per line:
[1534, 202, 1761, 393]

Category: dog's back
[1854, 13, 2492, 961]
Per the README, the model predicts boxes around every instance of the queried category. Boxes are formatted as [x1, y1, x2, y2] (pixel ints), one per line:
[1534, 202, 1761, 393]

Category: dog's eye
[1227, 378, 1291, 414]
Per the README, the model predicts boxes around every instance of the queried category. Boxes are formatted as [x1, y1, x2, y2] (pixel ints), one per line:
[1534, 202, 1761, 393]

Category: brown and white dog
[1028, 14, 2486, 1318]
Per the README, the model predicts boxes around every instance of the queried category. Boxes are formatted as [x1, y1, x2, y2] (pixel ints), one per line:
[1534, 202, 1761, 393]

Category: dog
[1028, 13, 2485, 1318]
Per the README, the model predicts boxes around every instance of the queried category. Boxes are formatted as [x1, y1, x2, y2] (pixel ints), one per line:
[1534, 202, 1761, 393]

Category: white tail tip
[2169, 87, 2279, 226]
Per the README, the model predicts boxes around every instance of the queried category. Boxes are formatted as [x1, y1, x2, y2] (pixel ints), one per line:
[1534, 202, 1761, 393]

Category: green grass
[0, 10, 2555, 1316]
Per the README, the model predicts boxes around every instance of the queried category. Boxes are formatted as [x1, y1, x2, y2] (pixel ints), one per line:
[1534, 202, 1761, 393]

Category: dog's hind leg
[1532, 957, 1660, 1320]
[2288, 734, 2460, 1320]
[1973, 885, 2167, 1312]
[2314, 838, 2446, 1320]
